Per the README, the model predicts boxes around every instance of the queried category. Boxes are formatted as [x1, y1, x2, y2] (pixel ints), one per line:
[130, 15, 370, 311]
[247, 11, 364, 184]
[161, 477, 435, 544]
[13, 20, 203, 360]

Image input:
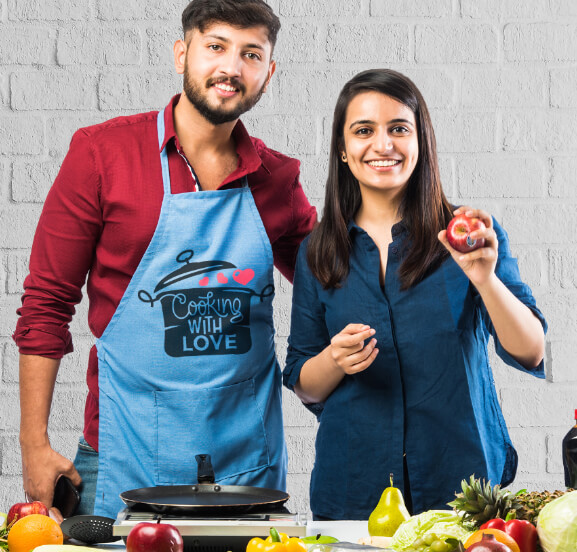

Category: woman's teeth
[367, 160, 400, 167]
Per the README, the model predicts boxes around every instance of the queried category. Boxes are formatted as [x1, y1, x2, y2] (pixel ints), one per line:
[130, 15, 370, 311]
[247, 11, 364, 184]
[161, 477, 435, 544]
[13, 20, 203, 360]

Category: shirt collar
[160, 94, 268, 176]
[347, 218, 407, 238]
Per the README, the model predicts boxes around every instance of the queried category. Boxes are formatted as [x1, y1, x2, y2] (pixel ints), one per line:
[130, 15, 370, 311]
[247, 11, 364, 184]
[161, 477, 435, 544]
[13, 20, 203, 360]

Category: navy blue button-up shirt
[284, 219, 546, 519]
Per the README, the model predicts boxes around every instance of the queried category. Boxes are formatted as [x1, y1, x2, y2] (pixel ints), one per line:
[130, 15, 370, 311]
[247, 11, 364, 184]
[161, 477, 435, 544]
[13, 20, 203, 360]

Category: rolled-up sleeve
[13, 130, 102, 358]
[283, 239, 331, 394]
[478, 219, 547, 377]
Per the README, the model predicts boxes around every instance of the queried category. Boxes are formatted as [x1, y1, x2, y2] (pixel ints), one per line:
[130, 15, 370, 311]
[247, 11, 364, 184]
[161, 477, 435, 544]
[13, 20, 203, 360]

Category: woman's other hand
[330, 323, 379, 374]
[295, 324, 379, 404]
[438, 206, 498, 289]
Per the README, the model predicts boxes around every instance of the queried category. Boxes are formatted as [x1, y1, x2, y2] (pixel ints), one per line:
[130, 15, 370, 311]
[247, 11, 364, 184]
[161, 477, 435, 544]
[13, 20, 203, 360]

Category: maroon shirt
[14, 95, 317, 450]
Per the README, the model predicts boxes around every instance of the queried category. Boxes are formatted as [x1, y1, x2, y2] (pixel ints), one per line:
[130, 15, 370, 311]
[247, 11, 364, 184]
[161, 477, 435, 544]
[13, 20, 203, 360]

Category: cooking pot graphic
[138, 249, 273, 357]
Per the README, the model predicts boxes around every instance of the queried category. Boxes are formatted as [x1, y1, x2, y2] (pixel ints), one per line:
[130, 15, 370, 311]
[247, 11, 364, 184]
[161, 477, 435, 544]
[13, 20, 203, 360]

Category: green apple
[302, 534, 339, 552]
[0, 512, 6, 531]
[302, 535, 339, 545]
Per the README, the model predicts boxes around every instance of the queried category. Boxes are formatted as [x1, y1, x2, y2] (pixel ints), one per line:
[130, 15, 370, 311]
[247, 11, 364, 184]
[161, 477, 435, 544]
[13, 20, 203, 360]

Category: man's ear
[262, 59, 276, 93]
[173, 39, 187, 75]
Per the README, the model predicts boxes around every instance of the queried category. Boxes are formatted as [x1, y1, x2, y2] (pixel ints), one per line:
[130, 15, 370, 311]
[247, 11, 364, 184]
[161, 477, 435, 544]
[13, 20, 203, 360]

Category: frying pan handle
[195, 454, 216, 484]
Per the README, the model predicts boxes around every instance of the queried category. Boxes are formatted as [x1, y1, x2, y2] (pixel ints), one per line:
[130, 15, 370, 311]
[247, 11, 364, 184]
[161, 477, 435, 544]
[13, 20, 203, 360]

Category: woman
[283, 69, 546, 520]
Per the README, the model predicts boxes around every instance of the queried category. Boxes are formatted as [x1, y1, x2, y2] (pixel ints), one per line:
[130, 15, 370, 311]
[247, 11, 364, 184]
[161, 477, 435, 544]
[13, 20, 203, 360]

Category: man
[14, 0, 316, 519]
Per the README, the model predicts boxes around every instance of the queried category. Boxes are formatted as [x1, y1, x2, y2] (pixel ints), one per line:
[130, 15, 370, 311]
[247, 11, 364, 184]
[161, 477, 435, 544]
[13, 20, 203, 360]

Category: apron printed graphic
[138, 249, 274, 357]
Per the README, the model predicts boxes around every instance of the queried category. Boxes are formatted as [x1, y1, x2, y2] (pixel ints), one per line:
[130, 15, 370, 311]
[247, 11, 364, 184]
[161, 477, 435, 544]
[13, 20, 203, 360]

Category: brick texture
[504, 23, 577, 62]
[550, 67, 577, 108]
[58, 25, 141, 66]
[0, 27, 54, 65]
[461, 67, 547, 108]
[98, 70, 179, 111]
[0, 72, 7, 108]
[326, 24, 409, 63]
[416, 24, 498, 63]
[8, 0, 90, 21]
[11, 71, 98, 110]
[0, 116, 44, 155]
[11, 161, 59, 202]
[371, 0, 452, 18]
[462, 0, 552, 20]
[1, 0, 576, 515]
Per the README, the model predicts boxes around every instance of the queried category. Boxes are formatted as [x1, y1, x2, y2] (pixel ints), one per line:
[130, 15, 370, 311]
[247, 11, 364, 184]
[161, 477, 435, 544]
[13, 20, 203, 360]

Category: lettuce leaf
[390, 510, 474, 550]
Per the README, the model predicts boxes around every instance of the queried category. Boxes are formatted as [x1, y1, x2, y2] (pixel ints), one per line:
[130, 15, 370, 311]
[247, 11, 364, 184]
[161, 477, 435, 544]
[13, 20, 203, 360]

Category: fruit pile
[448, 474, 573, 528]
[0, 502, 62, 552]
[365, 473, 577, 552]
[448, 475, 576, 552]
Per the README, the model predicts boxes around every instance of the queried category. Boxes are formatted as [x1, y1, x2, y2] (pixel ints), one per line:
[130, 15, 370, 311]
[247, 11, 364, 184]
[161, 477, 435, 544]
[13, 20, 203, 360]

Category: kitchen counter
[79, 520, 370, 551]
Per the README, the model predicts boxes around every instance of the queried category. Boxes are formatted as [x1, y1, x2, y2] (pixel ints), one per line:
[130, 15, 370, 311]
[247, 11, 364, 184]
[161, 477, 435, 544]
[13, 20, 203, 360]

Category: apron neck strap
[157, 108, 172, 196]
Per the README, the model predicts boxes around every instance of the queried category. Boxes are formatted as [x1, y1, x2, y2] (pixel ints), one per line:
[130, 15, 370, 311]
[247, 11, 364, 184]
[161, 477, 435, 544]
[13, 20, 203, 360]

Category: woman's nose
[373, 132, 394, 153]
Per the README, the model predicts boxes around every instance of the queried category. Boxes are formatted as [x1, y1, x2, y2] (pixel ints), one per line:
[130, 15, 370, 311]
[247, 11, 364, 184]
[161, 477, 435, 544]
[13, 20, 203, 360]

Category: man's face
[176, 23, 276, 125]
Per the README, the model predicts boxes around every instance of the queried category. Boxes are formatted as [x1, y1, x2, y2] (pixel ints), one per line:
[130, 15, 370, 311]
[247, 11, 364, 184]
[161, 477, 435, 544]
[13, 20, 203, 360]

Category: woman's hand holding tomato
[330, 323, 379, 375]
[438, 206, 498, 290]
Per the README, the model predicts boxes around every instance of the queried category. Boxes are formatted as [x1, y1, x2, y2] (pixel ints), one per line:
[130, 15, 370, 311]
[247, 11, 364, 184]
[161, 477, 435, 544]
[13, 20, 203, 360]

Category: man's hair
[182, 0, 281, 50]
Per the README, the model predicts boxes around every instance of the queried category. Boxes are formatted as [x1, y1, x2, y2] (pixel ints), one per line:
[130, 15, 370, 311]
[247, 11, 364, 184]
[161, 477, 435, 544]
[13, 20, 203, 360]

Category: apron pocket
[154, 379, 270, 485]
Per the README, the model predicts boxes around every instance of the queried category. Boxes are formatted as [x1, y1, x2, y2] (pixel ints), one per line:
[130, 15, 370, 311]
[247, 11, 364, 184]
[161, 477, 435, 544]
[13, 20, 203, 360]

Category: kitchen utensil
[120, 454, 289, 515]
[60, 515, 121, 544]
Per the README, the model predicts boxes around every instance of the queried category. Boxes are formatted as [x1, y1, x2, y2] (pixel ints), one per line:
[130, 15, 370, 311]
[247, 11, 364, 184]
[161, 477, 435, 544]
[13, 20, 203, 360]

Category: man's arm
[272, 175, 317, 282]
[19, 354, 82, 511]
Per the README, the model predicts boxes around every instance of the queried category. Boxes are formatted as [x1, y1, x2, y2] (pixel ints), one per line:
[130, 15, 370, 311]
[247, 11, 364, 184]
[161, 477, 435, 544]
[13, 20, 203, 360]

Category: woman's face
[341, 91, 419, 197]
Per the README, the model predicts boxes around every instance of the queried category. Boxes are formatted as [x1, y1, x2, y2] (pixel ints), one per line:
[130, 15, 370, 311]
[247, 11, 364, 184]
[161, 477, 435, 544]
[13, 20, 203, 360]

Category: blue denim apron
[93, 109, 287, 517]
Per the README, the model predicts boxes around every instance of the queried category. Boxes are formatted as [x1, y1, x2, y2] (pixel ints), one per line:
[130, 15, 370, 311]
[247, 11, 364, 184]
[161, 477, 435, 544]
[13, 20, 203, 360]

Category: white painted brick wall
[1, 0, 576, 517]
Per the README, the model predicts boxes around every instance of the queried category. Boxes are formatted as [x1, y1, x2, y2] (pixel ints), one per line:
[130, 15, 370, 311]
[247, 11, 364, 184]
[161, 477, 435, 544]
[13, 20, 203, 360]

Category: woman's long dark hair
[307, 69, 454, 290]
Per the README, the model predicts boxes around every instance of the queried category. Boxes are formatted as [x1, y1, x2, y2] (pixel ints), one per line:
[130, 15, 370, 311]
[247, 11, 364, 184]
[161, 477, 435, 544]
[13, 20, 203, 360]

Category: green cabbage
[389, 510, 474, 550]
[537, 490, 577, 552]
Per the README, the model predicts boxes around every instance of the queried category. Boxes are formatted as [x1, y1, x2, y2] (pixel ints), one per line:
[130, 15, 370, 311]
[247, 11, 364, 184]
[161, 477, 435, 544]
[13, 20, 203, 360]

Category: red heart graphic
[233, 269, 254, 286]
[199, 276, 209, 286]
[217, 272, 228, 284]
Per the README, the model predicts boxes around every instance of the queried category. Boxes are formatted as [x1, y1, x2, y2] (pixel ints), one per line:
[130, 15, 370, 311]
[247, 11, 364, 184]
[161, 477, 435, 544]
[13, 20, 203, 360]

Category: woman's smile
[366, 158, 402, 169]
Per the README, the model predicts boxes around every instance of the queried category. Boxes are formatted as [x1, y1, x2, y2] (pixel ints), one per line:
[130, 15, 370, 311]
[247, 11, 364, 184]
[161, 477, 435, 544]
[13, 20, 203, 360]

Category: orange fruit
[7, 513, 63, 552]
[463, 528, 520, 552]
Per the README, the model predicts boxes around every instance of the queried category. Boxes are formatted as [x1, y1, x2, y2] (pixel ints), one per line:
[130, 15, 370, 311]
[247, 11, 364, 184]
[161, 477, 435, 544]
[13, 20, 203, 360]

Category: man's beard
[183, 69, 266, 126]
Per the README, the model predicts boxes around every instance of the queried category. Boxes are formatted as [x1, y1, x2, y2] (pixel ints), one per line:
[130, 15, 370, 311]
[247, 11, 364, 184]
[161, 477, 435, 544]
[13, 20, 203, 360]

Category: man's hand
[21, 441, 82, 511]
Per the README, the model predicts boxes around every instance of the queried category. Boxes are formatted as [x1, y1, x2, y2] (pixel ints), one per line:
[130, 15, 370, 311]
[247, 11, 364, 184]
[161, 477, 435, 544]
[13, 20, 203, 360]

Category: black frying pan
[120, 454, 289, 515]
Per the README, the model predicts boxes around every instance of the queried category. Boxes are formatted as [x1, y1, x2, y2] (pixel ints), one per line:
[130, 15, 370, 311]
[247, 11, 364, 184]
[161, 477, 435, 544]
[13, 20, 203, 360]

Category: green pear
[368, 473, 411, 537]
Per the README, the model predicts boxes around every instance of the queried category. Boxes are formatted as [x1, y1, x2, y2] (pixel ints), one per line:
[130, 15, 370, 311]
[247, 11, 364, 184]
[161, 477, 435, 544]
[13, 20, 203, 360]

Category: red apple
[126, 521, 184, 552]
[7, 501, 49, 524]
[446, 214, 486, 253]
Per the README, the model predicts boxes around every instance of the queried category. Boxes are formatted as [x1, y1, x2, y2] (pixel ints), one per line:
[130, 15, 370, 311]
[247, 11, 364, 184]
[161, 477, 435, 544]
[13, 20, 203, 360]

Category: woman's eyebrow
[349, 119, 375, 129]
[349, 117, 414, 129]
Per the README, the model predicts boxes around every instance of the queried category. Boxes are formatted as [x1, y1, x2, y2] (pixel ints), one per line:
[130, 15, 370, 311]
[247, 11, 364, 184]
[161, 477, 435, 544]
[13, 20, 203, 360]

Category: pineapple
[515, 488, 573, 525]
[447, 475, 520, 527]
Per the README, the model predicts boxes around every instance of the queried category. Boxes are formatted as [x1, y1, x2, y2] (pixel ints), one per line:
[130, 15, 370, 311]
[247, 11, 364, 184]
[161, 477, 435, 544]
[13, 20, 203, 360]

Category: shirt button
[392, 246, 398, 254]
